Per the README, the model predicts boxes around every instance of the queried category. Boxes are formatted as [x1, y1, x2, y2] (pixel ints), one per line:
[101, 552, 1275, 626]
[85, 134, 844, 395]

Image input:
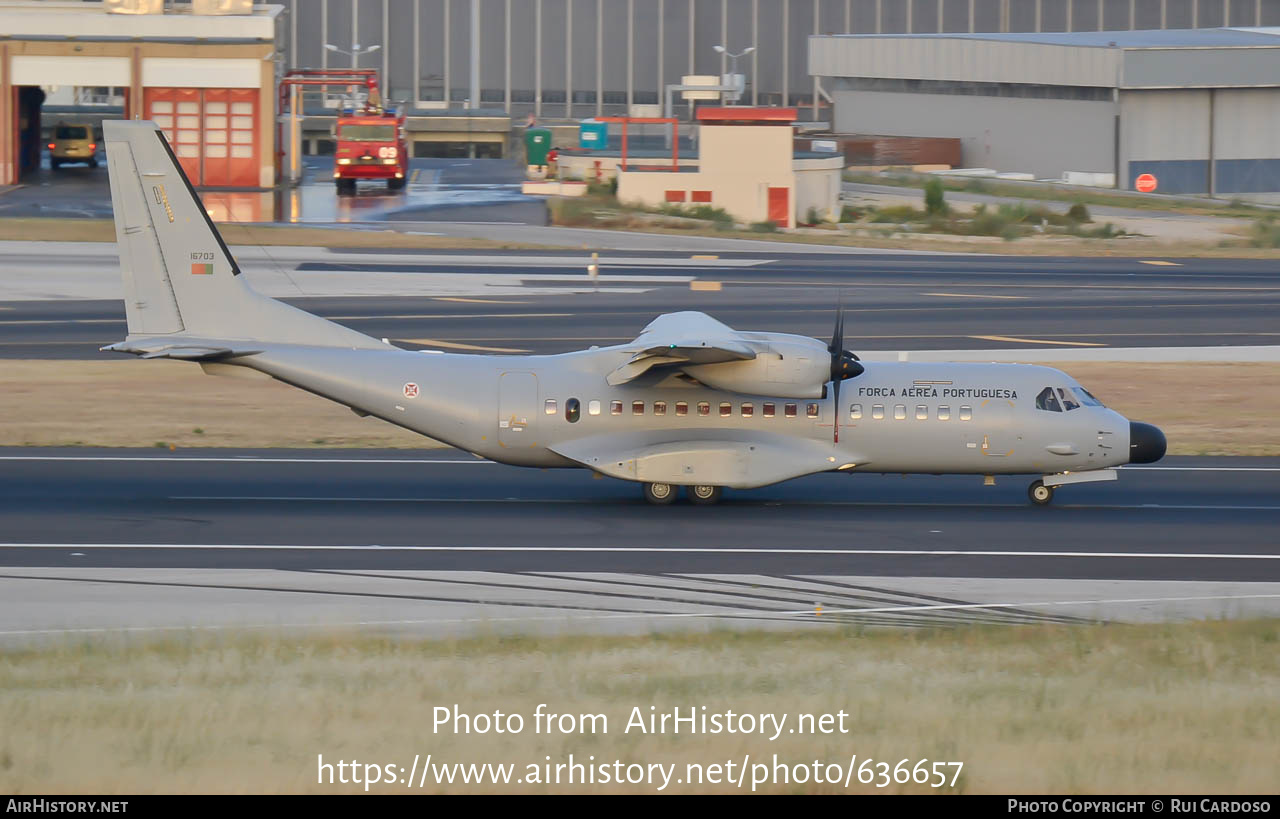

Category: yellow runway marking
[410, 169, 420, 183]
[1139, 260, 1182, 266]
[922, 292, 1028, 300]
[970, 335, 1106, 347]
[397, 338, 531, 353]
[433, 297, 530, 304]
[689, 280, 722, 291]
[690, 254, 719, 260]
[326, 313, 571, 320]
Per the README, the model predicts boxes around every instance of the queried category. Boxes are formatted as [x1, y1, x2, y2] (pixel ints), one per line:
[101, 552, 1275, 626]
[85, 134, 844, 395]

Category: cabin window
[850, 403, 862, 420]
[588, 399, 601, 416]
[784, 403, 797, 418]
[1036, 387, 1062, 413]
[807, 403, 819, 419]
[675, 401, 688, 416]
[763, 402, 775, 418]
[1057, 387, 1081, 411]
[632, 400, 645, 415]
[653, 401, 667, 416]
[741, 403, 754, 417]
[698, 402, 710, 417]
[719, 402, 732, 417]
[565, 398, 581, 423]
[544, 399, 557, 415]
[916, 405, 928, 420]
[610, 400, 623, 416]
[959, 405, 972, 421]
[872, 404, 884, 420]
[893, 404, 906, 420]
[938, 404, 951, 421]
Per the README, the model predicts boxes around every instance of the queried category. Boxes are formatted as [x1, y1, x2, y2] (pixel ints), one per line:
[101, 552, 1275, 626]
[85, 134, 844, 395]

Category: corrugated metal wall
[1123, 87, 1280, 194]
[830, 88, 1116, 178]
[279, 0, 1279, 119]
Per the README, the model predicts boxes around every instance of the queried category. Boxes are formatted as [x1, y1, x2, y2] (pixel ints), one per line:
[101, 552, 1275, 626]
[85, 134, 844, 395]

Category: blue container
[579, 120, 608, 150]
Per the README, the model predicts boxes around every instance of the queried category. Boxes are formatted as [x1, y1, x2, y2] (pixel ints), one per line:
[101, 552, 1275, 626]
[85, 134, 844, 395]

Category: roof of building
[824, 27, 1280, 49]
[696, 106, 798, 123]
[0, 1, 282, 42]
[810, 28, 1280, 90]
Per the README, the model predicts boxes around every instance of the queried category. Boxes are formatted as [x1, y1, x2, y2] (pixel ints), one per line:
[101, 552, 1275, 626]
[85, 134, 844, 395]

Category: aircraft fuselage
[243, 345, 1132, 478]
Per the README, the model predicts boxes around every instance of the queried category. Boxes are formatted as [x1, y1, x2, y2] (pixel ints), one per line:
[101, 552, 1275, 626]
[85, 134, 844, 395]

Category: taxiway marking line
[1139, 260, 1183, 266]
[432, 297, 529, 304]
[0, 456, 490, 464]
[396, 338, 530, 353]
[2, 456, 1278, 472]
[163, 497, 1280, 512]
[0, 592, 1277, 638]
[970, 335, 1107, 347]
[4, 544, 1278, 559]
[922, 292, 1028, 300]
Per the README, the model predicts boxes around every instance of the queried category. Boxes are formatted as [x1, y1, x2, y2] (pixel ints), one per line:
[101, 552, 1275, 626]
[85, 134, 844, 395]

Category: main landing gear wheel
[1028, 480, 1055, 506]
[643, 482, 677, 505]
[687, 485, 723, 506]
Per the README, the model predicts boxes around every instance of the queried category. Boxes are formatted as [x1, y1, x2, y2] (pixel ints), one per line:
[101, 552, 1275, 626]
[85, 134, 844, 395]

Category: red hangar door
[145, 88, 257, 188]
[767, 186, 790, 228]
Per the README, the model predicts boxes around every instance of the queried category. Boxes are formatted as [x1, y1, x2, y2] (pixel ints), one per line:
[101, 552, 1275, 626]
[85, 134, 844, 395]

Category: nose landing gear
[1028, 479, 1055, 506]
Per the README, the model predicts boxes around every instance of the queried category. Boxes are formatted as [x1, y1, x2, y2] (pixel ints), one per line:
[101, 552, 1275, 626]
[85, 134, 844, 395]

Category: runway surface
[3, 248, 1280, 359]
[2, 449, 1278, 639]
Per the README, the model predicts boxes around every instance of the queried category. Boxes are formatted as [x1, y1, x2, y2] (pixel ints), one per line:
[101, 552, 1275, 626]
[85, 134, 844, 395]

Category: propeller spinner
[828, 303, 864, 444]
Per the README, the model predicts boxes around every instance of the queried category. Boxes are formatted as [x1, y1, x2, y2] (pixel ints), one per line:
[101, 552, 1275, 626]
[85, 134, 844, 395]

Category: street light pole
[323, 43, 383, 106]
[712, 44, 755, 105]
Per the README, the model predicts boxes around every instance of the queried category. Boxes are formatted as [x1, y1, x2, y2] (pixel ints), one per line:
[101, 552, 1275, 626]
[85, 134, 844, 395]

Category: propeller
[828, 299, 864, 444]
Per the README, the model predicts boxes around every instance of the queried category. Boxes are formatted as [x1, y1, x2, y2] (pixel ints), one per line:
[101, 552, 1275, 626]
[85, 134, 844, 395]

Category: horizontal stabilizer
[101, 337, 262, 361]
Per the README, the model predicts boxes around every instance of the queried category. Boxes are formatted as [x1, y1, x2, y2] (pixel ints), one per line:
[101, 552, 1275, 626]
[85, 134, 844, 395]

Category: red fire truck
[280, 69, 409, 195]
[333, 99, 408, 195]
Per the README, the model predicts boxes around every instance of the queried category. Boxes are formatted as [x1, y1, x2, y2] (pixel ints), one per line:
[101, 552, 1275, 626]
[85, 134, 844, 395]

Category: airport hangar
[810, 27, 1280, 198]
[0, 1, 284, 188]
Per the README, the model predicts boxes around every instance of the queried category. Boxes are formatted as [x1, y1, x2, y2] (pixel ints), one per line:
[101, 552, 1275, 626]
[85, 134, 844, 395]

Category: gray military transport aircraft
[100, 120, 1166, 506]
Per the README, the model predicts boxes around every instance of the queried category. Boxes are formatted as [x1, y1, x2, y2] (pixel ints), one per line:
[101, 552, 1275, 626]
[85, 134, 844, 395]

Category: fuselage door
[979, 398, 1017, 457]
[498, 371, 538, 448]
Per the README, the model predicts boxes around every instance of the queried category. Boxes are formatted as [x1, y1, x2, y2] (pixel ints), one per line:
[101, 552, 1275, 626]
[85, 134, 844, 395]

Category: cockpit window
[1035, 387, 1062, 412]
[1057, 388, 1080, 411]
[1076, 387, 1105, 407]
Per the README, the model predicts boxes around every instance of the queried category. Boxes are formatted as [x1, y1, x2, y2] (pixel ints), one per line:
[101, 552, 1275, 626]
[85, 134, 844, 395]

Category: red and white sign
[1135, 173, 1158, 193]
[402, 382, 420, 399]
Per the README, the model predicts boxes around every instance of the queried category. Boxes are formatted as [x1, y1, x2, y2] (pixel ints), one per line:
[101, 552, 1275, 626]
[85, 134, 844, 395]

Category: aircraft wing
[607, 311, 758, 386]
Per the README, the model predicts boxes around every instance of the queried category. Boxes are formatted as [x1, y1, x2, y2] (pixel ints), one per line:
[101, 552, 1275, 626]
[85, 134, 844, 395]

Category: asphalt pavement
[1, 450, 1277, 639]
[2, 248, 1278, 359]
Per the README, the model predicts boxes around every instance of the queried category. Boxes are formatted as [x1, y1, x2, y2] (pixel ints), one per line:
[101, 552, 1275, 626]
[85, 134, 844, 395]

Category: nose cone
[1129, 421, 1167, 464]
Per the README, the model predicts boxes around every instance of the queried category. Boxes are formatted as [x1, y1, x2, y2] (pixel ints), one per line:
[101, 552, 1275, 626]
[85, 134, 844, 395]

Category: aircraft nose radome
[1128, 421, 1167, 464]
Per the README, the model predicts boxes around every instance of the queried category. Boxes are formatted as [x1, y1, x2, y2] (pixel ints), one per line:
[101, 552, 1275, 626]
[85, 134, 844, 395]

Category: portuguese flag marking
[191, 263, 213, 275]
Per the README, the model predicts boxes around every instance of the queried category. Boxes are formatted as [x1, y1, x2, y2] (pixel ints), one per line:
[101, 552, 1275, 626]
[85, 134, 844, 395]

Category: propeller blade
[832, 377, 841, 444]
[830, 298, 844, 444]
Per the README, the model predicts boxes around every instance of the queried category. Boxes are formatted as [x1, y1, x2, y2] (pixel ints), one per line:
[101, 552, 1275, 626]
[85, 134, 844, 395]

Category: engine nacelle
[683, 338, 832, 399]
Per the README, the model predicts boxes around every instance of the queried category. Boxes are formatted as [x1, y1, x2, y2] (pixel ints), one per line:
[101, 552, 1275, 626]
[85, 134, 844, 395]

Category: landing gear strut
[642, 482, 677, 505]
[1028, 479, 1055, 506]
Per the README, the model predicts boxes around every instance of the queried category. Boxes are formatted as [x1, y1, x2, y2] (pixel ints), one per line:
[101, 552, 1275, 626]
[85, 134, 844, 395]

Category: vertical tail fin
[103, 120, 382, 350]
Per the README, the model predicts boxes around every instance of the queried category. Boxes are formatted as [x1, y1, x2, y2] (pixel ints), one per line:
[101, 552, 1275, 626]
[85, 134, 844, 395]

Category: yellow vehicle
[48, 123, 99, 169]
